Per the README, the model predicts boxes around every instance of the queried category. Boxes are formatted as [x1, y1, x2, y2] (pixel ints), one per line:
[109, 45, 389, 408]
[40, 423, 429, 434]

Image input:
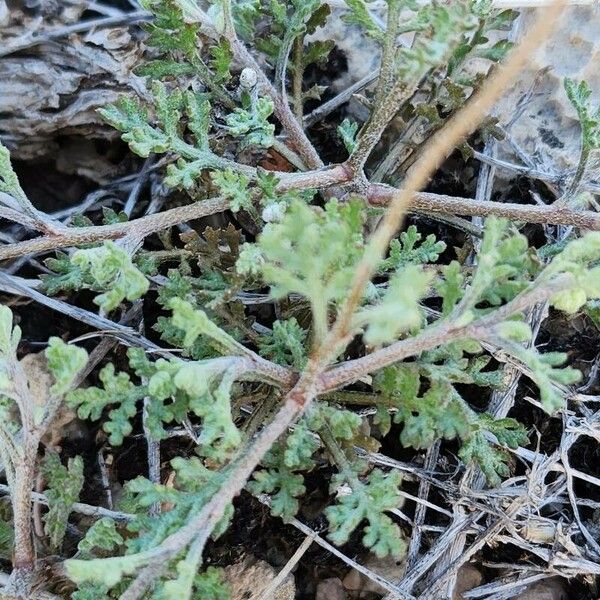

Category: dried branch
[372, 187, 600, 230]
[2, 182, 600, 264]
[0, 10, 152, 58]
[303, 70, 380, 128]
[252, 535, 314, 600]
[0, 484, 133, 523]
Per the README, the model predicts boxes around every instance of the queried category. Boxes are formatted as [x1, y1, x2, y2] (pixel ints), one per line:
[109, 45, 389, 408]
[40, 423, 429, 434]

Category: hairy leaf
[41, 452, 85, 549]
[45, 337, 88, 397]
[325, 469, 405, 557]
[71, 242, 149, 312]
[78, 518, 124, 557]
[258, 318, 308, 369]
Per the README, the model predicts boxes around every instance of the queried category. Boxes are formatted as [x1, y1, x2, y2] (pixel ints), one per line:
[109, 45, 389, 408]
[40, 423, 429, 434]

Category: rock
[316, 577, 347, 600]
[0, 1, 8, 27]
[494, 6, 600, 174]
[452, 564, 483, 600]
[513, 578, 567, 600]
[342, 554, 406, 596]
[308, 12, 381, 94]
[223, 554, 295, 600]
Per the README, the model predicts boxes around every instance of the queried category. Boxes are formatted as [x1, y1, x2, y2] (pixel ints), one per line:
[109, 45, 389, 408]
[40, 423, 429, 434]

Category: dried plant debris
[0, 1, 599, 599]
[0, 1, 145, 161]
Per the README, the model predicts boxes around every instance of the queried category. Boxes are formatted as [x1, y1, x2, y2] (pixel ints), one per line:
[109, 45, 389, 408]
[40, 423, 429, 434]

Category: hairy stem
[345, 71, 422, 175]
[0, 197, 229, 261]
[562, 145, 591, 203]
[5, 448, 38, 598]
[292, 37, 305, 122]
[374, 0, 401, 106]
[320, 274, 572, 392]
[370, 186, 600, 230]
[5, 178, 600, 265]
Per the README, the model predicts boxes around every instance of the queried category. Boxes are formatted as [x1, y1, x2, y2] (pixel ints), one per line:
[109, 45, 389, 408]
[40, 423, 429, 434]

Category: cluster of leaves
[68, 242, 150, 312]
[381, 4, 517, 175]
[238, 199, 366, 342]
[146, 224, 261, 362]
[68, 456, 230, 599]
[40, 452, 85, 549]
[212, 169, 313, 223]
[373, 351, 526, 486]
[259, 0, 334, 100]
[241, 213, 600, 495]
[249, 401, 406, 556]
[258, 317, 308, 369]
[39, 208, 157, 301]
[100, 0, 328, 199]
[379, 225, 446, 271]
[326, 468, 405, 558]
[440, 5, 517, 109]
[563, 77, 600, 201]
[565, 78, 600, 158]
[67, 299, 253, 457]
[137, 0, 230, 82]
[442, 217, 538, 315]
[102, 81, 229, 190]
[249, 402, 359, 520]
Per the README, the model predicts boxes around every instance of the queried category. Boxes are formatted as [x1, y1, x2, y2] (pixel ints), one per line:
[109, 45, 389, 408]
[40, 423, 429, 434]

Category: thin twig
[252, 535, 314, 600]
[0, 272, 161, 350]
[0, 488, 133, 526]
[473, 150, 600, 195]
[256, 495, 413, 600]
[303, 70, 380, 128]
[406, 442, 439, 569]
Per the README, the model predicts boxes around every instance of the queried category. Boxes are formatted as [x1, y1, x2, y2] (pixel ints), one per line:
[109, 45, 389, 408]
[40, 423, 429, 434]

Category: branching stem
[4, 183, 600, 264]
